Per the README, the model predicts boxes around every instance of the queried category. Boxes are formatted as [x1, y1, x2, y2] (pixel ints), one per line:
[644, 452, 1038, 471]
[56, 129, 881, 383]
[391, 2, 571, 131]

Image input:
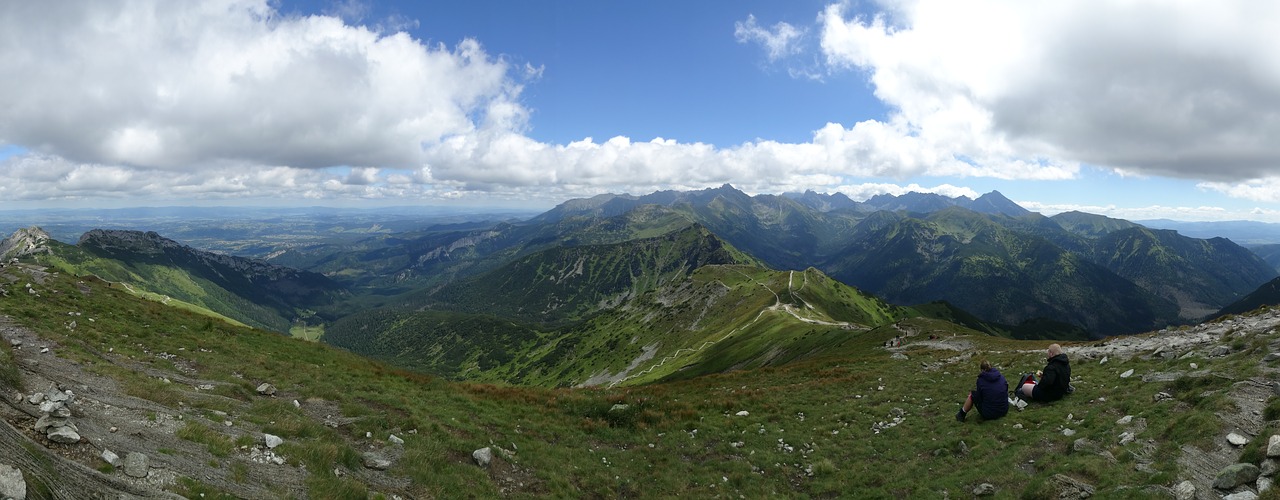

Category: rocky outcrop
[0, 227, 52, 261]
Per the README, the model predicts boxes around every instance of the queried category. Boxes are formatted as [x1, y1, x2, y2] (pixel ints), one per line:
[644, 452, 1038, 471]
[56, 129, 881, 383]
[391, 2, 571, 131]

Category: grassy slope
[35, 242, 289, 331]
[2, 264, 1279, 497]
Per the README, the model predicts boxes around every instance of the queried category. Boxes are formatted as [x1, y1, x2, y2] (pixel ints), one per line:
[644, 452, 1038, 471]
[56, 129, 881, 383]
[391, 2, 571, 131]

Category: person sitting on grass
[1016, 343, 1071, 402]
[956, 359, 1009, 422]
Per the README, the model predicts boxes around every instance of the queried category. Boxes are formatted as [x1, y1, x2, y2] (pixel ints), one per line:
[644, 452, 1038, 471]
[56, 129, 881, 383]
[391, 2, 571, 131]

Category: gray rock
[46, 426, 80, 444]
[972, 483, 996, 496]
[1223, 492, 1258, 500]
[1153, 392, 1173, 402]
[1050, 474, 1095, 498]
[1214, 463, 1261, 490]
[1072, 438, 1100, 454]
[1211, 345, 1232, 357]
[1116, 415, 1133, 425]
[1120, 369, 1134, 378]
[101, 449, 121, 467]
[1261, 459, 1279, 477]
[388, 434, 404, 445]
[46, 390, 68, 403]
[33, 415, 72, 433]
[1260, 476, 1273, 493]
[0, 464, 25, 500]
[1269, 435, 1280, 458]
[1119, 432, 1136, 445]
[26, 392, 42, 405]
[264, 433, 283, 449]
[1062, 428, 1076, 437]
[1264, 352, 1280, 362]
[1273, 382, 1280, 398]
[362, 453, 392, 471]
[1172, 480, 1195, 500]
[473, 447, 493, 467]
[51, 405, 71, 418]
[124, 452, 149, 478]
[609, 403, 630, 412]
[255, 383, 276, 396]
[1228, 432, 1250, 446]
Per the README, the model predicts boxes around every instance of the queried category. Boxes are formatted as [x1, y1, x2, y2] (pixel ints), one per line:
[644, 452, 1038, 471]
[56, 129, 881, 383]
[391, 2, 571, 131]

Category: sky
[2, 1, 1280, 222]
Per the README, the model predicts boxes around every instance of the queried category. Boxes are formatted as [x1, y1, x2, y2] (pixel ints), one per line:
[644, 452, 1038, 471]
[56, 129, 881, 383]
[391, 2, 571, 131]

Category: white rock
[26, 392, 42, 404]
[1062, 429, 1076, 437]
[1120, 369, 1134, 378]
[1099, 356, 1108, 365]
[0, 464, 25, 500]
[1116, 415, 1133, 425]
[1172, 480, 1195, 500]
[1190, 362, 1198, 369]
[264, 433, 283, 449]
[388, 434, 404, 445]
[256, 383, 276, 396]
[735, 411, 749, 417]
[293, 399, 301, 409]
[101, 449, 121, 467]
[1228, 432, 1249, 446]
[473, 447, 493, 467]
[1222, 491, 1258, 500]
[1268, 435, 1280, 458]
[1261, 476, 1273, 493]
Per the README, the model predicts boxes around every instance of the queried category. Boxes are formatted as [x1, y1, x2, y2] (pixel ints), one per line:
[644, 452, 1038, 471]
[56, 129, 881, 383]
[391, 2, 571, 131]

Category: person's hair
[979, 359, 992, 372]
[1048, 343, 1062, 356]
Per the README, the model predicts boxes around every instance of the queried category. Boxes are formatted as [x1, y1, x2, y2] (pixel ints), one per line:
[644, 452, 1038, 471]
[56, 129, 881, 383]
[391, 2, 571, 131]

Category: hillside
[4, 228, 346, 333]
[3, 260, 1280, 498]
[328, 264, 921, 387]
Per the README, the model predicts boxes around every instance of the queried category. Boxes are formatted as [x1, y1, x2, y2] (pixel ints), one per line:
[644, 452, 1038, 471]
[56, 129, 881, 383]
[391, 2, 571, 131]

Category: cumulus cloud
[0, 1, 519, 171]
[818, 0, 1280, 182]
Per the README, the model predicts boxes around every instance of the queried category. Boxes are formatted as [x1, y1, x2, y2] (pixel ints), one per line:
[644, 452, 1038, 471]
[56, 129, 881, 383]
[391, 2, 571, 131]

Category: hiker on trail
[956, 359, 1008, 422]
[1016, 343, 1071, 402]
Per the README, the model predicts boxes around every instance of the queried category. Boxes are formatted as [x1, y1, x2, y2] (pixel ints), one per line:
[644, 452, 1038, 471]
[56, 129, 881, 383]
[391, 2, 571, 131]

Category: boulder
[1072, 438, 1100, 454]
[0, 464, 24, 500]
[1172, 480, 1195, 500]
[1269, 435, 1280, 458]
[362, 453, 392, 471]
[972, 483, 995, 496]
[1264, 352, 1280, 363]
[124, 452, 149, 478]
[264, 434, 283, 449]
[1049, 474, 1095, 498]
[1214, 463, 1261, 490]
[255, 383, 276, 396]
[46, 426, 81, 444]
[473, 447, 493, 467]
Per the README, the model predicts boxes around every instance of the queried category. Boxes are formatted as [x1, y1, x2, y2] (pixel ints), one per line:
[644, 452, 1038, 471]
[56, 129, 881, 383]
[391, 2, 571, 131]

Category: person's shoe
[955, 409, 966, 422]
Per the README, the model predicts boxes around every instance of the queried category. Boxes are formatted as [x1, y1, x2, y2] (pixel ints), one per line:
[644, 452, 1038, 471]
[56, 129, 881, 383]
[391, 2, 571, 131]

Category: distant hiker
[1015, 343, 1071, 402]
[956, 359, 1009, 422]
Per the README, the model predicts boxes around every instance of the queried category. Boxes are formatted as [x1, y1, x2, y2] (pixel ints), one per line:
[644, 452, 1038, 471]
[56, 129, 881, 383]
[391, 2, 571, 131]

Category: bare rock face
[0, 227, 51, 261]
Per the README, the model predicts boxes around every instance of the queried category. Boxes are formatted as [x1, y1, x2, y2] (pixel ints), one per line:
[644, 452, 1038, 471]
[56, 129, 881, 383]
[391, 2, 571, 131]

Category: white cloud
[735, 15, 806, 62]
[818, 0, 1280, 182]
[0, 1, 519, 171]
[1199, 178, 1280, 203]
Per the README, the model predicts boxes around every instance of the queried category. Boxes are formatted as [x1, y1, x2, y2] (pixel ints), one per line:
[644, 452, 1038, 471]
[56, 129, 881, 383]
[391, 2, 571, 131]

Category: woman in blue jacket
[957, 359, 1009, 421]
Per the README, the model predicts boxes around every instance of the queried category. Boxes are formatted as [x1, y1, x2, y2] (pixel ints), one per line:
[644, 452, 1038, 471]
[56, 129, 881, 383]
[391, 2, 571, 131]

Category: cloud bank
[1, 0, 1278, 208]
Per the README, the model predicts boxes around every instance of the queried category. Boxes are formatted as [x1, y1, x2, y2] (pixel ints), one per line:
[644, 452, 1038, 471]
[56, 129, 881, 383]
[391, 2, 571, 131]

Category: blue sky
[2, 1, 1280, 222]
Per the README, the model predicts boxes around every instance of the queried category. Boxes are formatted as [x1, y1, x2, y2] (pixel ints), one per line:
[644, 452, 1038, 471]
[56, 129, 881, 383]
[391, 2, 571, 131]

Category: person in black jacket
[956, 359, 1009, 421]
[1017, 343, 1071, 402]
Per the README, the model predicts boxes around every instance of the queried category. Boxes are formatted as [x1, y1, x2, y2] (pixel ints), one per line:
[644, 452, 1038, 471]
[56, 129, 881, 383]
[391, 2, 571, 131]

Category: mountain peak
[968, 191, 1030, 217]
[0, 227, 53, 261]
